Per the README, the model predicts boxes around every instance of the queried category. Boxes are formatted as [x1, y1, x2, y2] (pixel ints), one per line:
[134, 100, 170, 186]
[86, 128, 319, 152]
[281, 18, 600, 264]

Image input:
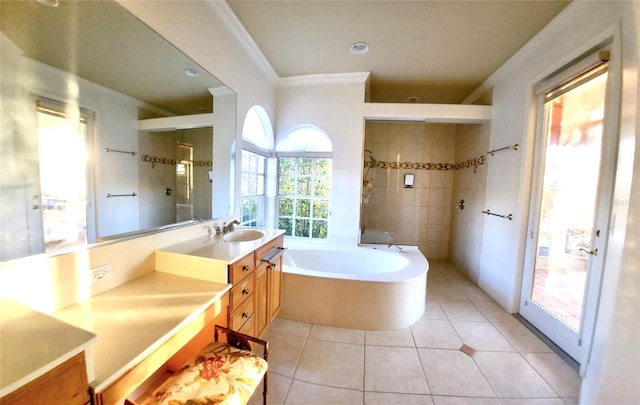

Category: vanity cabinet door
[2, 352, 89, 405]
[254, 263, 269, 337]
[269, 256, 283, 321]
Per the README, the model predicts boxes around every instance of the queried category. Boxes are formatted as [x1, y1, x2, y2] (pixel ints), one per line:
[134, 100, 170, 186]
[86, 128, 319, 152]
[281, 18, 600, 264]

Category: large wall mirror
[0, 0, 236, 261]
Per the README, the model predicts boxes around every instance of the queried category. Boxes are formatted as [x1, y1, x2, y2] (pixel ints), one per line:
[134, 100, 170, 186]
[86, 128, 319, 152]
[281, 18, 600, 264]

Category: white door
[35, 99, 92, 252]
[520, 51, 614, 364]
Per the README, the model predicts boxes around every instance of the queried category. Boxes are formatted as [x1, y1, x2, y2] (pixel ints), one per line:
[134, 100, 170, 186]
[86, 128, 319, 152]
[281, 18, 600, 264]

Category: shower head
[364, 149, 376, 162]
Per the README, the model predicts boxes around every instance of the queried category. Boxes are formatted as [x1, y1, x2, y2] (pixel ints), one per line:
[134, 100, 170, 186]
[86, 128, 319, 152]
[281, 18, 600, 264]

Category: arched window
[276, 126, 332, 239]
[275, 125, 332, 153]
[240, 106, 273, 226]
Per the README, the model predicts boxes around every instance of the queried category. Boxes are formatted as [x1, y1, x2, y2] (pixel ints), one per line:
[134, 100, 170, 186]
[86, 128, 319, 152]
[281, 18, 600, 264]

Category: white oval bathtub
[279, 241, 429, 330]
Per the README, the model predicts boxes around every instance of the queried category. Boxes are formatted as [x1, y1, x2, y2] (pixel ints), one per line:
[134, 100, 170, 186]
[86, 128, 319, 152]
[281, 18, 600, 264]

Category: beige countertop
[159, 227, 285, 263]
[52, 272, 231, 393]
[0, 299, 97, 397]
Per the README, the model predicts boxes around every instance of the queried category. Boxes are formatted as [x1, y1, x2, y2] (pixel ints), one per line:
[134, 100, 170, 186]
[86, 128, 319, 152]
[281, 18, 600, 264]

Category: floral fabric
[143, 341, 267, 405]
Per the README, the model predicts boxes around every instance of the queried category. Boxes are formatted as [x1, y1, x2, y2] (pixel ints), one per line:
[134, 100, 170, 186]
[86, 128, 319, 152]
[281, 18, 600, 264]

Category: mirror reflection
[0, 0, 236, 261]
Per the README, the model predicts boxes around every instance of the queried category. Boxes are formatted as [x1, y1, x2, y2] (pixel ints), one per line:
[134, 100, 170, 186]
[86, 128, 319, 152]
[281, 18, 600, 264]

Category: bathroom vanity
[155, 227, 286, 338]
[0, 227, 285, 405]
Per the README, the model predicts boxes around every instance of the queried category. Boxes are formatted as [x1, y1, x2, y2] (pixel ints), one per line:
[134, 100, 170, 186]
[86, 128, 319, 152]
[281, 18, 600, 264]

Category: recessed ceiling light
[184, 68, 199, 77]
[37, 0, 59, 7]
[350, 42, 370, 55]
[408, 96, 419, 103]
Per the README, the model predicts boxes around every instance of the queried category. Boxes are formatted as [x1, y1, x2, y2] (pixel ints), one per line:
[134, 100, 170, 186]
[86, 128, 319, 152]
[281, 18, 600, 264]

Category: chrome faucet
[222, 220, 240, 233]
[388, 243, 404, 253]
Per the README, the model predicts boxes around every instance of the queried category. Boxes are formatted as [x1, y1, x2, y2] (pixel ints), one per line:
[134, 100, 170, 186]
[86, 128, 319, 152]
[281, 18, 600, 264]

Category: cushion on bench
[143, 340, 267, 405]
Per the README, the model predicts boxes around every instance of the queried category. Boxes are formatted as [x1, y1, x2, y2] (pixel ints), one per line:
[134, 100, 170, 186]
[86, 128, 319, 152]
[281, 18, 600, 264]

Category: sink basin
[223, 229, 265, 243]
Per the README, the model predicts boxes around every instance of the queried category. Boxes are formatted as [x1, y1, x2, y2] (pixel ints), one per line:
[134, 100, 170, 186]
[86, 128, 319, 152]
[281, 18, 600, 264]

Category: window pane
[296, 199, 310, 217]
[257, 174, 265, 195]
[279, 198, 294, 216]
[295, 219, 310, 237]
[241, 174, 249, 196]
[314, 158, 331, 176]
[297, 177, 311, 196]
[279, 177, 295, 195]
[299, 157, 312, 175]
[314, 177, 330, 197]
[258, 155, 266, 175]
[249, 175, 257, 195]
[313, 199, 329, 219]
[279, 218, 293, 236]
[241, 150, 250, 172]
[249, 153, 258, 173]
[279, 158, 296, 176]
[312, 220, 328, 239]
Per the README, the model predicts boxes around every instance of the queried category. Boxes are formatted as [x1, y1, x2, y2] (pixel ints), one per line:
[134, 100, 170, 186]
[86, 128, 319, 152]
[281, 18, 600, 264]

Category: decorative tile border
[364, 154, 486, 171]
[141, 154, 212, 167]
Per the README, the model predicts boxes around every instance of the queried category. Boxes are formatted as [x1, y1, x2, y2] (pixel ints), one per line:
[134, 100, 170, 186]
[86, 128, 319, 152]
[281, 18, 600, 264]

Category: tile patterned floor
[249, 261, 581, 405]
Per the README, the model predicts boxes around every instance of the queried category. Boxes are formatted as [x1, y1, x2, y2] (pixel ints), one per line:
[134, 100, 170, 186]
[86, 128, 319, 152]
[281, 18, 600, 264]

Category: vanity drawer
[229, 252, 255, 284]
[230, 273, 254, 313]
[229, 293, 254, 331]
[237, 314, 256, 337]
[255, 235, 285, 264]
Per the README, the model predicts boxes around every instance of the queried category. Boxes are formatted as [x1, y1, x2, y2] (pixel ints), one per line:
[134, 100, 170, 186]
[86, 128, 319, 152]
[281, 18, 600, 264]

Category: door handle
[579, 247, 598, 256]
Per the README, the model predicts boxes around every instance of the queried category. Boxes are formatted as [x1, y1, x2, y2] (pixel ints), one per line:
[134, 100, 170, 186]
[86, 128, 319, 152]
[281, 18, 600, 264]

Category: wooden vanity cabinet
[2, 352, 90, 405]
[228, 235, 285, 337]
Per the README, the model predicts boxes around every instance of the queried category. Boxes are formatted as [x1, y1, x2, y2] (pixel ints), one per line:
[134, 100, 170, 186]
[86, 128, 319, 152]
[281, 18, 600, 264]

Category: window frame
[240, 148, 267, 227]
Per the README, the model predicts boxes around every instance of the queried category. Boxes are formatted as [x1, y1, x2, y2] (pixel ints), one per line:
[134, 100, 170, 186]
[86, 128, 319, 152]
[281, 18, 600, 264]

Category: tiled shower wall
[362, 122, 456, 260]
[450, 123, 490, 281]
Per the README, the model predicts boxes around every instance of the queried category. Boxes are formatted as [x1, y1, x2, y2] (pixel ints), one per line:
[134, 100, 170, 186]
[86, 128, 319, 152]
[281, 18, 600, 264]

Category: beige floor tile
[429, 281, 471, 301]
[365, 392, 434, 405]
[263, 330, 306, 378]
[284, 380, 363, 405]
[439, 301, 487, 322]
[417, 348, 495, 397]
[473, 352, 557, 398]
[492, 322, 552, 353]
[269, 318, 312, 338]
[521, 352, 581, 398]
[432, 396, 500, 405]
[309, 324, 365, 345]
[499, 399, 566, 405]
[365, 346, 430, 394]
[473, 301, 518, 323]
[247, 373, 291, 405]
[411, 319, 463, 349]
[366, 328, 415, 347]
[295, 338, 364, 390]
[561, 397, 580, 404]
[424, 299, 448, 320]
[451, 321, 515, 352]
[459, 284, 496, 304]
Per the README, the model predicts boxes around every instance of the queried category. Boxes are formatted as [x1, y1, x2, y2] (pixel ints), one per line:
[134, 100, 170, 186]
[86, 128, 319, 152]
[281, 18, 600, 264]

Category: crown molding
[278, 72, 371, 88]
[206, 0, 279, 83]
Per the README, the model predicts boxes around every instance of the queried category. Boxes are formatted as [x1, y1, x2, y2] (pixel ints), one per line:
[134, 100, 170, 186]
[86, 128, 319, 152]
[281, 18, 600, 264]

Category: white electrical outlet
[91, 264, 112, 281]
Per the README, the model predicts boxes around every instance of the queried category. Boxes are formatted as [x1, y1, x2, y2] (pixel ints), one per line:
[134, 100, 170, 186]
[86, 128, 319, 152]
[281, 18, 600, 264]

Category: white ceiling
[226, 0, 571, 104]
